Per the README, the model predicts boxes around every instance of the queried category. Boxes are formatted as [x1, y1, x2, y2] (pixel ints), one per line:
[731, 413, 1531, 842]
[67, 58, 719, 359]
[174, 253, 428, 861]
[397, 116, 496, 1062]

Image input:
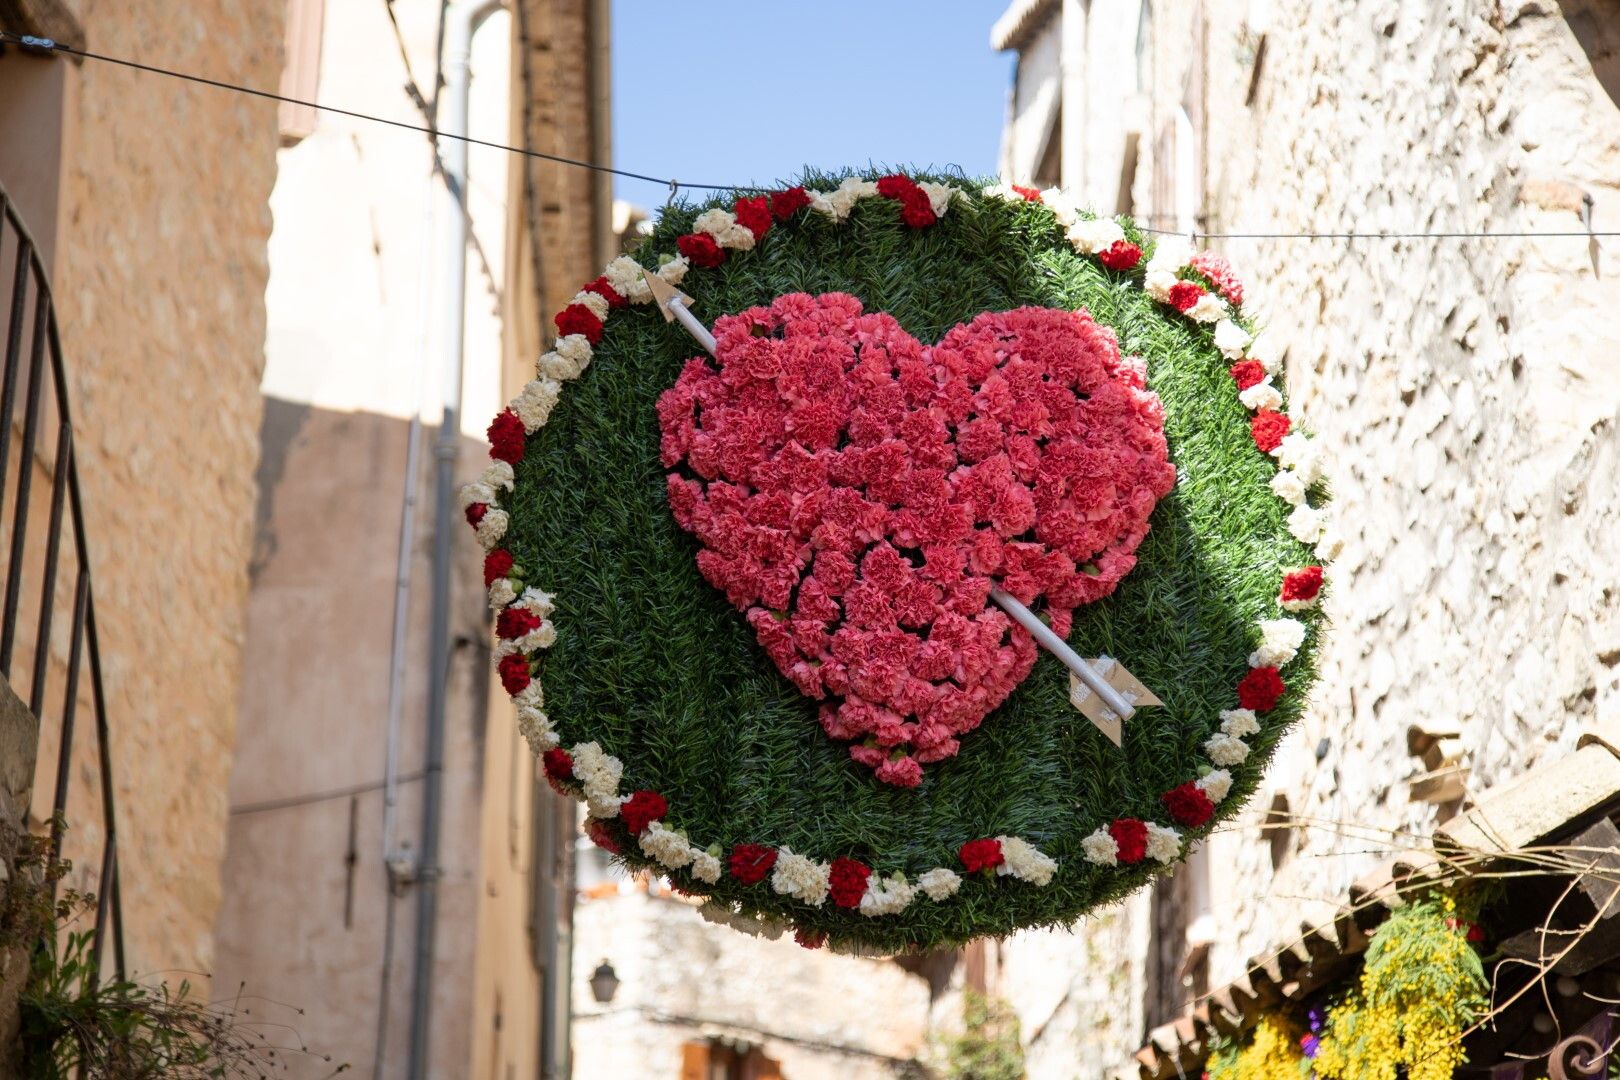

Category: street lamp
[589, 959, 620, 1004]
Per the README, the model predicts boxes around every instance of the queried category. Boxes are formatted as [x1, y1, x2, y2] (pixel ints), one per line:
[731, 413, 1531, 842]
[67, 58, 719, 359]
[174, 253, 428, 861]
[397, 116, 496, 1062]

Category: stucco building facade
[990, 0, 1620, 1075]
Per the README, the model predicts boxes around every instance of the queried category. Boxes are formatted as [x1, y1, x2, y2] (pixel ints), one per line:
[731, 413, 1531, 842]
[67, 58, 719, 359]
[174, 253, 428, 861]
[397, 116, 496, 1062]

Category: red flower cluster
[1167, 280, 1206, 313]
[498, 653, 531, 695]
[1280, 565, 1324, 604]
[959, 838, 1005, 873]
[771, 186, 811, 219]
[1010, 185, 1042, 201]
[1098, 240, 1142, 271]
[1251, 409, 1291, 453]
[1238, 666, 1285, 711]
[619, 790, 667, 835]
[794, 928, 827, 950]
[483, 549, 514, 587]
[542, 748, 574, 793]
[1228, 359, 1266, 390]
[656, 294, 1175, 785]
[1189, 251, 1245, 307]
[676, 232, 725, 269]
[1109, 818, 1148, 864]
[1162, 782, 1215, 828]
[583, 276, 626, 309]
[728, 843, 778, 885]
[584, 817, 621, 854]
[733, 195, 772, 241]
[465, 502, 487, 526]
[488, 408, 527, 464]
[554, 302, 605, 345]
[497, 606, 542, 640]
[828, 856, 871, 908]
[876, 174, 937, 228]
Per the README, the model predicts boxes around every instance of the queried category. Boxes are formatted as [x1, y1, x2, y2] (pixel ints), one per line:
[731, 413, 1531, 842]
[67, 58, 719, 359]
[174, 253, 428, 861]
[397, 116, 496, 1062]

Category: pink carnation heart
[656, 293, 1176, 787]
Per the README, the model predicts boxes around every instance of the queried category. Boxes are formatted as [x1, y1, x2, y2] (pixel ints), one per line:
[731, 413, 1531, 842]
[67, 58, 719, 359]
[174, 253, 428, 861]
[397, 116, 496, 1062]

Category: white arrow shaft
[990, 589, 1135, 722]
[667, 298, 717, 356]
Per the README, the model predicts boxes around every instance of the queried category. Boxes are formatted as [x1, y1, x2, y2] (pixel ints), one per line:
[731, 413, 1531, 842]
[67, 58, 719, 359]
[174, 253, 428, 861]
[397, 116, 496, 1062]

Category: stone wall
[992, 2, 1620, 1075]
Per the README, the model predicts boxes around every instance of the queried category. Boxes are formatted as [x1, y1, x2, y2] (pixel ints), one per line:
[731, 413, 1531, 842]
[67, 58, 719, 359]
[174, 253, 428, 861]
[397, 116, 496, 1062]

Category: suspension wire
[3, 29, 1613, 240]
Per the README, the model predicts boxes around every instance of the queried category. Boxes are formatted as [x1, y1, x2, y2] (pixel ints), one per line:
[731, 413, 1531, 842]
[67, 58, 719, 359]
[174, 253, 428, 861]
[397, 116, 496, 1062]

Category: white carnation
[570, 289, 611, 321]
[770, 849, 830, 906]
[1067, 217, 1126, 255]
[1250, 618, 1307, 669]
[1213, 318, 1253, 360]
[1040, 187, 1079, 226]
[513, 620, 556, 652]
[460, 479, 494, 510]
[917, 181, 960, 217]
[916, 868, 961, 901]
[1247, 331, 1283, 373]
[1143, 269, 1180, 302]
[1288, 503, 1329, 544]
[1197, 769, 1234, 803]
[1204, 732, 1251, 766]
[571, 742, 624, 817]
[692, 208, 755, 250]
[517, 586, 555, 620]
[1081, 828, 1119, 866]
[482, 461, 514, 492]
[1270, 469, 1308, 505]
[1146, 236, 1193, 274]
[538, 352, 585, 382]
[639, 821, 695, 869]
[516, 707, 558, 753]
[488, 578, 518, 611]
[656, 256, 689, 286]
[1239, 379, 1284, 412]
[604, 255, 652, 303]
[514, 682, 544, 710]
[859, 874, 915, 917]
[514, 377, 562, 433]
[689, 848, 722, 884]
[1145, 823, 1182, 863]
[982, 182, 1023, 202]
[1188, 291, 1229, 324]
[995, 836, 1057, 886]
[1219, 708, 1260, 738]
[1273, 432, 1321, 484]
[474, 507, 508, 550]
[1315, 528, 1345, 561]
[555, 333, 593, 364]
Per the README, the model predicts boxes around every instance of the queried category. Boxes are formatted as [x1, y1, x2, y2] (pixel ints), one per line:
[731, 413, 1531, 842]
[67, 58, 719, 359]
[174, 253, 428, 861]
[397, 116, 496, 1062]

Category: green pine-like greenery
[504, 168, 1325, 951]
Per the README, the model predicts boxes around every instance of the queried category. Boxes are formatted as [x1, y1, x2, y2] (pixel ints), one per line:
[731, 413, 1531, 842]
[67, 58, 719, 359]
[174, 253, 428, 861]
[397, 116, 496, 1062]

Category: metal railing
[0, 181, 123, 980]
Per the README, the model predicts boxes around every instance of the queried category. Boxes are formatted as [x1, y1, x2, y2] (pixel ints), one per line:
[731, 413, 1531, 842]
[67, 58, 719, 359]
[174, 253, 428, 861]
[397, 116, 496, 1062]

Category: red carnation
[498, 653, 531, 695]
[959, 838, 1005, 873]
[1098, 240, 1142, 270]
[828, 856, 870, 909]
[733, 195, 772, 240]
[1280, 566, 1324, 604]
[488, 408, 527, 464]
[1167, 280, 1206, 313]
[794, 928, 826, 950]
[676, 232, 725, 268]
[496, 606, 542, 640]
[1109, 818, 1149, 864]
[554, 302, 604, 345]
[1251, 410, 1291, 453]
[465, 502, 487, 527]
[619, 789, 667, 835]
[899, 187, 937, 228]
[1011, 184, 1042, 202]
[875, 173, 917, 200]
[584, 817, 620, 854]
[729, 843, 778, 885]
[542, 748, 574, 791]
[483, 549, 514, 587]
[1162, 782, 1216, 828]
[1238, 666, 1286, 711]
[771, 186, 811, 219]
[1229, 359, 1266, 390]
[1190, 250, 1246, 307]
[583, 275, 626, 309]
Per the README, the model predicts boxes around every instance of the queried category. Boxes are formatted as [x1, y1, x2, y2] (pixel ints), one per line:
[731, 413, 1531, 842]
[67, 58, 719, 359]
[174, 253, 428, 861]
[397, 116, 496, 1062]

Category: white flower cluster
[495, 587, 559, 661]
[808, 177, 877, 222]
[859, 873, 916, 917]
[1250, 617, 1307, 668]
[1205, 705, 1264, 766]
[1067, 217, 1125, 255]
[916, 867, 961, 901]
[693, 208, 757, 251]
[995, 836, 1058, 886]
[570, 741, 625, 819]
[770, 848, 831, 906]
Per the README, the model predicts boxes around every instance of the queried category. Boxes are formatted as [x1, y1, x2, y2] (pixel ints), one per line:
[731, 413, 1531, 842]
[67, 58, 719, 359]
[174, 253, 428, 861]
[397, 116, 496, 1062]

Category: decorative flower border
[459, 175, 1333, 942]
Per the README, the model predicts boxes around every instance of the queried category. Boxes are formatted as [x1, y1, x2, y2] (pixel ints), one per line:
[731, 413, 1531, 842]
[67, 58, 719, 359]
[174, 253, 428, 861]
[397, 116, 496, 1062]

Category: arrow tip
[641, 266, 691, 322]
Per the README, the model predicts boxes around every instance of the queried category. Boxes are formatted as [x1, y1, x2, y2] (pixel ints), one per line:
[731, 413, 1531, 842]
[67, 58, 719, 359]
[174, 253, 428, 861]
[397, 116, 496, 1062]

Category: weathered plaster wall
[26, 0, 283, 983]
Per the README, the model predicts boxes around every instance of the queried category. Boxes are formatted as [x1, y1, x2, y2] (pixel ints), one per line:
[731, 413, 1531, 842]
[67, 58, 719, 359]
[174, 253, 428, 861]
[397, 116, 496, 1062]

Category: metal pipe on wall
[406, 4, 506, 1079]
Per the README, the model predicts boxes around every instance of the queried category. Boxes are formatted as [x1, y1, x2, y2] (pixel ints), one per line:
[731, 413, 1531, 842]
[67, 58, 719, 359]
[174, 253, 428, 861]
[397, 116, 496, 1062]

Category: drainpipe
[406, 3, 506, 1079]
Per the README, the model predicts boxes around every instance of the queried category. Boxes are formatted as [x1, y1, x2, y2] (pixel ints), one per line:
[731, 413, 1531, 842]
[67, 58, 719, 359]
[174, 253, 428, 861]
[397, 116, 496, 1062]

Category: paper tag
[1068, 656, 1162, 747]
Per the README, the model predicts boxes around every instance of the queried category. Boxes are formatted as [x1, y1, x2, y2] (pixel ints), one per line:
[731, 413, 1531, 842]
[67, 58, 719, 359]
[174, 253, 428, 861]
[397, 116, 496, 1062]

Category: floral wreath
[461, 171, 1333, 952]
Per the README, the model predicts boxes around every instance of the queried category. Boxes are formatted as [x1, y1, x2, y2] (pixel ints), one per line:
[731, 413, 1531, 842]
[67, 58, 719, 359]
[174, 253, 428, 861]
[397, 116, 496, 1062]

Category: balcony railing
[0, 181, 123, 979]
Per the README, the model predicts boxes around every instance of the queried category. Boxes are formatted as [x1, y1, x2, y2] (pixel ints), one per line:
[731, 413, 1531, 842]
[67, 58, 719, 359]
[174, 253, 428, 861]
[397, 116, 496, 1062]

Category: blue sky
[610, 3, 1016, 206]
